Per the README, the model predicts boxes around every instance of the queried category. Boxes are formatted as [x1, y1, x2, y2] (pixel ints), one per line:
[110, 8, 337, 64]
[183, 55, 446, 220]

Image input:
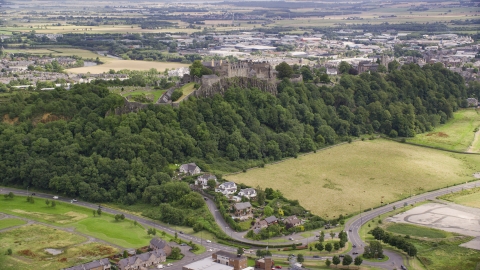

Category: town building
[149, 238, 172, 256]
[117, 249, 166, 270]
[232, 202, 252, 219]
[195, 174, 217, 189]
[63, 258, 111, 270]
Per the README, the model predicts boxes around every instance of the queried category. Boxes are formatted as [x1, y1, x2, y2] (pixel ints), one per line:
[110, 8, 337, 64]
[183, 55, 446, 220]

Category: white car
[167, 263, 173, 267]
[206, 240, 211, 243]
[53, 196, 59, 199]
[157, 265, 164, 269]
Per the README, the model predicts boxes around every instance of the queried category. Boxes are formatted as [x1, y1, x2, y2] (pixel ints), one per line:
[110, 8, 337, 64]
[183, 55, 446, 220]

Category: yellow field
[227, 139, 480, 218]
[5, 48, 107, 61]
[440, 187, 480, 209]
[67, 60, 189, 74]
[0, 24, 197, 34]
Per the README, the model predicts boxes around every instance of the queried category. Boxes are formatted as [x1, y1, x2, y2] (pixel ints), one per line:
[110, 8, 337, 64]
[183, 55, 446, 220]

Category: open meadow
[0, 197, 154, 248]
[0, 224, 118, 270]
[407, 109, 480, 152]
[439, 186, 480, 209]
[227, 139, 480, 218]
[0, 218, 26, 230]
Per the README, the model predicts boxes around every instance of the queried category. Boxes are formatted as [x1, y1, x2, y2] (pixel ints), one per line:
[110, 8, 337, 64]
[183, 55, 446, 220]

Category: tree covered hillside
[0, 63, 467, 205]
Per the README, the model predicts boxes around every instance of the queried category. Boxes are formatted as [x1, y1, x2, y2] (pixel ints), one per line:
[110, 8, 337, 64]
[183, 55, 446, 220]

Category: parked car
[275, 266, 282, 269]
[53, 196, 59, 199]
[167, 263, 173, 267]
[206, 240, 211, 243]
[313, 255, 320, 258]
[339, 255, 345, 258]
[180, 243, 186, 246]
[157, 265, 164, 269]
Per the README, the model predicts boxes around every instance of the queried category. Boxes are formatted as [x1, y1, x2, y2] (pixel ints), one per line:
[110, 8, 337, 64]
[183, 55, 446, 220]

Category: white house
[238, 188, 257, 199]
[179, 163, 202, 175]
[215, 181, 237, 195]
[195, 174, 217, 189]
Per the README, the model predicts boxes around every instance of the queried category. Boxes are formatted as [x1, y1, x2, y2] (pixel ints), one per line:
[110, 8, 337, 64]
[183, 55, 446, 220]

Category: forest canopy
[0, 63, 467, 207]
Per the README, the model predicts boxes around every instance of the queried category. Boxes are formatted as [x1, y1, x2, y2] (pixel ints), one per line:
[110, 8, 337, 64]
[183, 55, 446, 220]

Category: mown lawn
[385, 223, 450, 239]
[0, 197, 153, 248]
[174, 83, 196, 102]
[0, 218, 26, 230]
[407, 109, 480, 152]
[227, 139, 480, 217]
[0, 224, 118, 270]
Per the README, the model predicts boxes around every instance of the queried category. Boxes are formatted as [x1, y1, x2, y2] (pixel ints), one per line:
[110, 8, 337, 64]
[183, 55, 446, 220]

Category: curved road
[2, 180, 480, 269]
[344, 180, 480, 269]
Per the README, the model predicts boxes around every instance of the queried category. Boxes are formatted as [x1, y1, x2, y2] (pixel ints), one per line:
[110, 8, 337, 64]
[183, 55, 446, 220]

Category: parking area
[387, 202, 480, 250]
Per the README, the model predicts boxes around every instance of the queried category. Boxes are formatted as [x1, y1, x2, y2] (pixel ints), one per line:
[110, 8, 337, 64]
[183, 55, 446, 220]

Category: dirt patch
[3, 114, 19, 124]
[37, 113, 67, 124]
[426, 132, 449, 138]
[18, 249, 37, 257]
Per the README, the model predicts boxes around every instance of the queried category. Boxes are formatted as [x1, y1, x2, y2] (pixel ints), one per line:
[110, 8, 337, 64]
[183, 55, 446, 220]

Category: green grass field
[439, 187, 480, 209]
[227, 139, 480, 217]
[385, 223, 450, 239]
[0, 218, 26, 230]
[0, 197, 154, 248]
[174, 83, 196, 102]
[67, 60, 189, 74]
[0, 224, 118, 270]
[408, 109, 480, 152]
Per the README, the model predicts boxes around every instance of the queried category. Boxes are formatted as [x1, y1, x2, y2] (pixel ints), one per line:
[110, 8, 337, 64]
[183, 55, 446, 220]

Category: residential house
[215, 181, 237, 195]
[284, 215, 302, 229]
[467, 98, 479, 107]
[326, 68, 338, 75]
[212, 251, 247, 270]
[149, 238, 172, 256]
[232, 202, 252, 219]
[253, 219, 268, 230]
[117, 249, 166, 270]
[63, 258, 111, 270]
[195, 174, 217, 189]
[237, 188, 257, 199]
[264, 216, 278, 226]
[179, 163, 202, 175]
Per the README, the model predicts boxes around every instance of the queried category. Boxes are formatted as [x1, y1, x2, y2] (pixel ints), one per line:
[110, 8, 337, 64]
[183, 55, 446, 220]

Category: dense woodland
[0, 64, 469, 214]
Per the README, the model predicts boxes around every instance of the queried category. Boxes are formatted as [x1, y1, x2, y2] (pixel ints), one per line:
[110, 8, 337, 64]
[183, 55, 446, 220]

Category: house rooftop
[234, 202, 252, 210]
[215, 250, 246, 260]
[184, 257, 233, 270]
[265, 216, 277, 223]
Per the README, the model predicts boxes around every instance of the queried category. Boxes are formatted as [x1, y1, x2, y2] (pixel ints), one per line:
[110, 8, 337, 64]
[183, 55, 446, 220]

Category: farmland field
[0, 224, 118, 270]
[385, 223, 451, 239]
[227, 139, 480, 217]
[0, 197, 154, 248]
[67, 60, 189, 74]
[407, 109, 480, 152]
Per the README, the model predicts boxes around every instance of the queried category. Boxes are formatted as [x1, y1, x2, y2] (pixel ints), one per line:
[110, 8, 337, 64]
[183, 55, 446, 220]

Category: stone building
[212, 251, 247, 270]
[202, 60, 276, 82]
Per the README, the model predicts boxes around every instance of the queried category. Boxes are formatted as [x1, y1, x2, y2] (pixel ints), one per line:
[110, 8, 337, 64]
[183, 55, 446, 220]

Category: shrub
[171, 89, 183, 101]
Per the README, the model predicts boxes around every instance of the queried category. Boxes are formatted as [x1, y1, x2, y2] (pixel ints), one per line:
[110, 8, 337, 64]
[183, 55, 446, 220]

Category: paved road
[344, 180, 480, 269]
[3, 180, 480, 270]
